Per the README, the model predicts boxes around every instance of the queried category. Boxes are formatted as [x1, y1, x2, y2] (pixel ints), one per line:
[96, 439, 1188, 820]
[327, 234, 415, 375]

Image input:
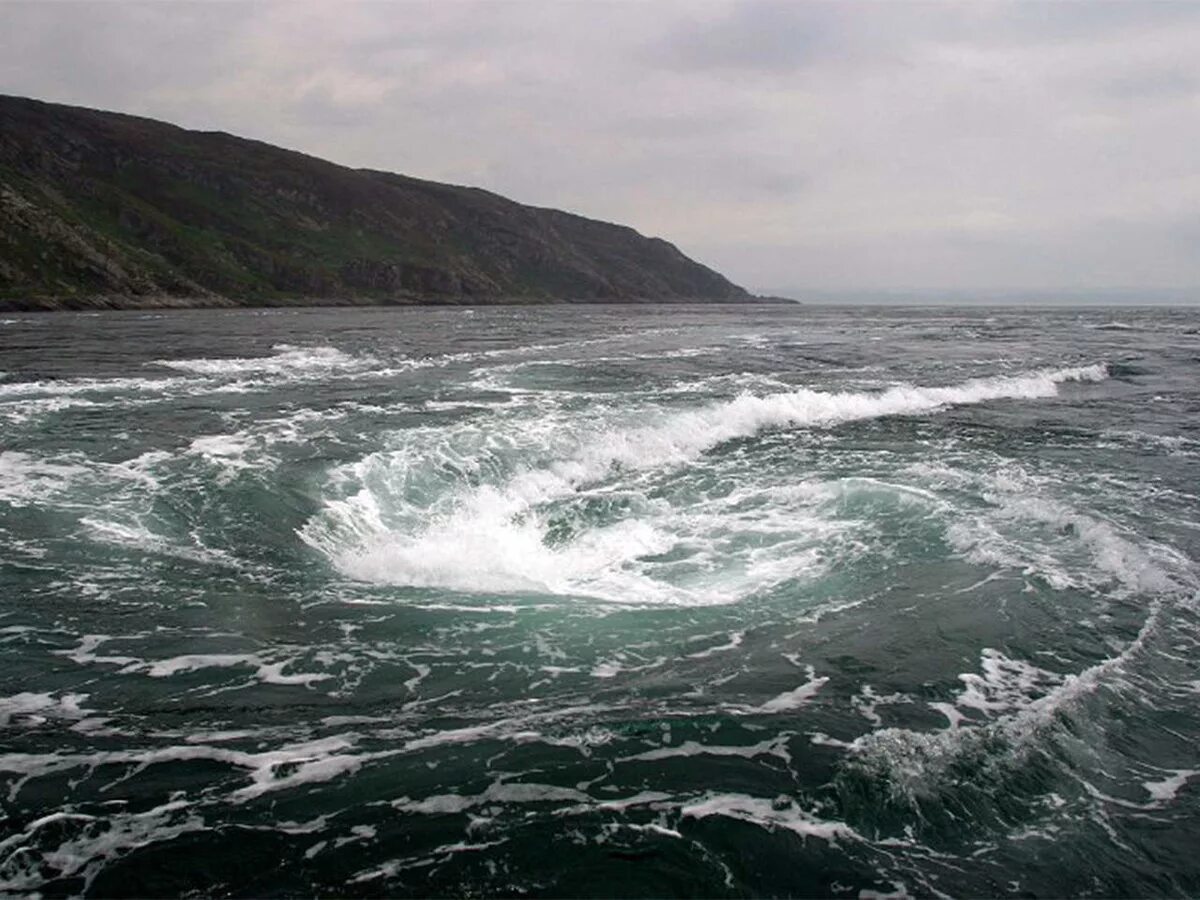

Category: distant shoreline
[0, 294, 797, 314]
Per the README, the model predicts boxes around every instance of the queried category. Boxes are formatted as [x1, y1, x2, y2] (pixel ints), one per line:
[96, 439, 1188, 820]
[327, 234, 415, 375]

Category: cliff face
[0, 95, 751, 310]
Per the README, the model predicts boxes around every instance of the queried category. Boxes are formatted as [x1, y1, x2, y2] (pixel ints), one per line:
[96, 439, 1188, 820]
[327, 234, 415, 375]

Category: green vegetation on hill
[0, 95, 751, 310]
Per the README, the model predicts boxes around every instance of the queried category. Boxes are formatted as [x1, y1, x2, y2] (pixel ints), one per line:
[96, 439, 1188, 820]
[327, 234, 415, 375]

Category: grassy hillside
[0, 95, 750, 310]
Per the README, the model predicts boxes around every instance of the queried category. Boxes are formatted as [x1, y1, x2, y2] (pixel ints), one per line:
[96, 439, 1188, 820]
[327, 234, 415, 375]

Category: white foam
[955, 649, 1065, 717]
[752, 667, 829, 713]
[946, 485, 1176, 596]
[391, 779, 678, 825]
[81, 517, 242, 569]
[0, 447, 228, 573]
[304, 364, 1108, 604]
[145, 654, 263, 678]
[619, 735, 791, 764]
[859, 881, 912, 899]
[0, 734, 377, 802]
[255, 661, 331, 686]
[590, 655, 668, 678]
[233, 747, 365, 801]
[0, 692, 90, 727]
[0, 800, 204, 893]
[0, 374, 186, 400]
[1101, 429, 1197, 456]
[181, 407, 354, 479]
[1142, 769, 1199, 803]
[0, 735, 378, 802]
[391, 781, 589, 817]
[847, 595, 1170, 796]
[153, 343, 368, 377]
[685, 631, 745, 659]
[553, 363, 1106, 481]
[681, 792, 858, 842]
[56, 635, 330, 686]
[0, 371, 234, 427]
[334, 505, 674, 598]
[852, 685, 912, 728]
[56, 634, 143, 668]
[347, 838, 510, 883]
[187, 433, 260, 479]
[0, 451, 91, 507]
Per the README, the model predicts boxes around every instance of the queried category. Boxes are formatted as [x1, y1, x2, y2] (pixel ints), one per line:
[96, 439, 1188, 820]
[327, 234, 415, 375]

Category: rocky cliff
[0, 95, 752, 310]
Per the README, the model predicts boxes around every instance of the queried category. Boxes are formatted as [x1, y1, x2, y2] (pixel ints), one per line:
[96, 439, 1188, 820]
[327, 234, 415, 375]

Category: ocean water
[1, 304, 1198, 897]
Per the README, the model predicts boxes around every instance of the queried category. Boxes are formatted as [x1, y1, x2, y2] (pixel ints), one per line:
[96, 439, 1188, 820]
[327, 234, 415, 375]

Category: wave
[0, 374, 188, 399]
[842, 594, 1168, 797]
[153, 343, 369, 376]
[681, 792, 858, 842]
[302, 364, 1109, 601]
[150, 337, 617, 382]
[0, 345, 384, 426]
[946, 489, 1177, 596]
[0, 373, 201, 427]
[835, 535, 1196, 834]
[0, 691, 91, 727]
[0, 451, 93, 507]
[56, 634, 331, 686]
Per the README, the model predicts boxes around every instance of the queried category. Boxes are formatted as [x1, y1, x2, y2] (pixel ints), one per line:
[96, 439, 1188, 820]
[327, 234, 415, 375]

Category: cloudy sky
[3, 1, 1199, 295]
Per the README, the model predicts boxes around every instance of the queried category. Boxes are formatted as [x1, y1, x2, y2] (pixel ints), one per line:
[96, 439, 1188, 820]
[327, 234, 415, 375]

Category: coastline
[0, 293, 796, 313]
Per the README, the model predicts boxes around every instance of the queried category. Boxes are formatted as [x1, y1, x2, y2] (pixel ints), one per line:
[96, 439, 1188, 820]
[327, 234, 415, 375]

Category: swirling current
[1, 304, 1198, 897]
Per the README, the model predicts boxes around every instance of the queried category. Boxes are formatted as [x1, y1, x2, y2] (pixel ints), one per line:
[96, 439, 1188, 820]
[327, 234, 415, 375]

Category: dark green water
[1, 304, 1198, 897]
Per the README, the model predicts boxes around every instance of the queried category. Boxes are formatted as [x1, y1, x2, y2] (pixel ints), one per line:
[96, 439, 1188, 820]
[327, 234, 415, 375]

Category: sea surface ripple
[1, 304, 1198, 897]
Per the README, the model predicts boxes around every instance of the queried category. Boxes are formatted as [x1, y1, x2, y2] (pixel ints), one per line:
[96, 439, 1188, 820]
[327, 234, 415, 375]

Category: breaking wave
[153, 343, 370, 376]
[301, 364, 1109, 601]
[8, 301, 1200, 897]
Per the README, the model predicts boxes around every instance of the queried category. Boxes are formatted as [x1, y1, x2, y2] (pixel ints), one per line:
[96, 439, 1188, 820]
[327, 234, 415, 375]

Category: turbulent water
[1, 304, 1199, 897]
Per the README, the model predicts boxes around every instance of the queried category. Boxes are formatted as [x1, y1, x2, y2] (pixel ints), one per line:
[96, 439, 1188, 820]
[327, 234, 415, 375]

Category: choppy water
[1, 304, 1199, 897]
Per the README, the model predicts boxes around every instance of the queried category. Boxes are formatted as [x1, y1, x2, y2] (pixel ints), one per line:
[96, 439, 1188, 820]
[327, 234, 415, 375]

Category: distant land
[0, 95, 760, 311]
[760, 287, 1200, 307]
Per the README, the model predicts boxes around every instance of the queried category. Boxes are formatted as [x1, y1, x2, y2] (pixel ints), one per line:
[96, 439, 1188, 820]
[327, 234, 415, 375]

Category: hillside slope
[0, 95, 751, 310]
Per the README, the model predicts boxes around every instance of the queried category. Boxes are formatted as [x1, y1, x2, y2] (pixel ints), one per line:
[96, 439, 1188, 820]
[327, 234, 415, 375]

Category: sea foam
[302, 364, 1108, 602]
[153, 343, 368, 377]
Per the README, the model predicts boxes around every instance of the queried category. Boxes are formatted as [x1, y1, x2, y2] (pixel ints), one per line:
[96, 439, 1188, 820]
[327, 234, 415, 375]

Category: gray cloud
[2, 0, 1199, 295]
[646, 3, 834, 73]
[1101, 68, 1200, 101]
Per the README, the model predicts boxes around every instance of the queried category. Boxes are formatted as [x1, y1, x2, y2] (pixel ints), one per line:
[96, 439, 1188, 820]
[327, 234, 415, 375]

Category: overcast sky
[3, 1, 1199, 295]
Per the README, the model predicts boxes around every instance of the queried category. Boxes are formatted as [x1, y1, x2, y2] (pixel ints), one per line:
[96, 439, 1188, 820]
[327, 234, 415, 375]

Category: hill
[0, 95, 751, 310]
